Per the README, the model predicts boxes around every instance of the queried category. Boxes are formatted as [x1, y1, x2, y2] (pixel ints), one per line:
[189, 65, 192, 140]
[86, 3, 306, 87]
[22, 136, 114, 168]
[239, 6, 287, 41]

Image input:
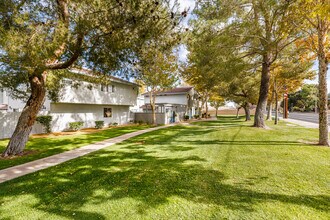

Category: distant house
[142, 86, 199, 123]
[0, 69, 139, 137]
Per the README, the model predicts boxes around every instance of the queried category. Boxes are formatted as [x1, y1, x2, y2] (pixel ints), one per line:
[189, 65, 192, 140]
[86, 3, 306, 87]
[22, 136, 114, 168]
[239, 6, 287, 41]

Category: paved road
[283, 112, 330, 124]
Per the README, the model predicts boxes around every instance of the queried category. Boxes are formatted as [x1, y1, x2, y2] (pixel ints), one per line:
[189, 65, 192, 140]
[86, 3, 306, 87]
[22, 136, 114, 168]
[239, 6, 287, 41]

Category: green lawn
[0, 116, 329, 219]
[0, 125, 151, 170]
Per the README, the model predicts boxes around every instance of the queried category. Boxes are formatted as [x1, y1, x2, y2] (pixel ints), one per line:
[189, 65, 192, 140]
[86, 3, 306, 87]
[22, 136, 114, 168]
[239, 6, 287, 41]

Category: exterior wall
[50, 103, 130, 131]
[1, 78, 138, 112]
[144, 94, 188, 105]
[0, 89, 51, 112]
[58, 80, 138, 106]
[130, 95, 144, 112]
[0, 90, 26, 112]
[0, 104, 130, 139]
[0, 112, 45, 139]
[134, 112, 166, 125]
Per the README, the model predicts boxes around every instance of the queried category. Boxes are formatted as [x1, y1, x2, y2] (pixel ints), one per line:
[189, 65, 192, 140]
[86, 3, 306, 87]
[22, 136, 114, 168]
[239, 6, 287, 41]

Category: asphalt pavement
[282, 112, 327, 124]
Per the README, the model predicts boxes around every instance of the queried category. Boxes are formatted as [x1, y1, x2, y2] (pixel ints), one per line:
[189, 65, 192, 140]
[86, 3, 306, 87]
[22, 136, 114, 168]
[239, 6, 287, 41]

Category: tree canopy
[0, 0, 184, 156]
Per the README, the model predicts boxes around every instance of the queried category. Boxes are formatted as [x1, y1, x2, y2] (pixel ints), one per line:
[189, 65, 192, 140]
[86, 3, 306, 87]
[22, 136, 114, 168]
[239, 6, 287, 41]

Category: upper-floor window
[101, 84, 115, 93]
[63, 79, 73, 85]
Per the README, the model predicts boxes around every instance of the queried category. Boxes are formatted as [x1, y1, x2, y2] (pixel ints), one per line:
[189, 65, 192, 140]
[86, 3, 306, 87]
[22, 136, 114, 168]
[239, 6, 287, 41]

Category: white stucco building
[129, 95, 145, 113]
[0, 69, 139, 137]
[142, 86, 199, 123]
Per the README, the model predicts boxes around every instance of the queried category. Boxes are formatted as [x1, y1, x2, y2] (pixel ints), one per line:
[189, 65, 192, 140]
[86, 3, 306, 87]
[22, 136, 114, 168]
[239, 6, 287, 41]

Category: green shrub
[36, 115, 52, 133]
[108, 122, 119, 127]
[194, 114, 199, 119]
[69, 121, 84, 131]
[95, 121, 104, 129]
[304, 107, 312, 112]
[184, 115, 189, 120]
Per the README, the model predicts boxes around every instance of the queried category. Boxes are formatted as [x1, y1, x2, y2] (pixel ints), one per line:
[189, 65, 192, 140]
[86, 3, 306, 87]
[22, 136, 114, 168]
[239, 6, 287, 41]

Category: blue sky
[176, 0, 195, 62]
[307, 62, 330, 88]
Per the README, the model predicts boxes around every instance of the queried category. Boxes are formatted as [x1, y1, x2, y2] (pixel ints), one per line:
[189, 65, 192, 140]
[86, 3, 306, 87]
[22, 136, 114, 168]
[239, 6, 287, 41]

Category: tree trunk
[149, 91, 156, 125]
[317, 26, 329, 146]
[236, 106, 241, 119]
[243, 102, 251, 121]
[215, 106, 219, 117]
[3, 72, 47, 157]
[275, 90, 279, 125]
[254, 55, 271, 128]
[267, 88, 275, 121]
[205, 98, 209, 118]
[200, 98, 206, 119]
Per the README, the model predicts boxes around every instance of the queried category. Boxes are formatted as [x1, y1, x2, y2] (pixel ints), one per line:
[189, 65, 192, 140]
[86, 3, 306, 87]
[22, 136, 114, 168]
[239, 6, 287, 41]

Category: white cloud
[177, 45, 189, 62]
[178, 0, 195, 10]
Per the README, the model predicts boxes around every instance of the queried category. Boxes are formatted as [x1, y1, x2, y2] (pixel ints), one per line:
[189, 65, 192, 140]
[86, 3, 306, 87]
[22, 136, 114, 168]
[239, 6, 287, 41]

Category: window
[104, 108, 112, 118]
[63, 79, 73, 85]
[101, 84, 114, 92]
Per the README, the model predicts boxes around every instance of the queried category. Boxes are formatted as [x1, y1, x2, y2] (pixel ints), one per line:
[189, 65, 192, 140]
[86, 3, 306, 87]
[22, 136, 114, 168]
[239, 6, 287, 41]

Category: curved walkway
[0, 124, 176, 184]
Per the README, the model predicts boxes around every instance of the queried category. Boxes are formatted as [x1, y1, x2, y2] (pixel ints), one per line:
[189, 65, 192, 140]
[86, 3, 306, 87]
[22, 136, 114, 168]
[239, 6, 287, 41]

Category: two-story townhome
[142, 86, 199, 123]
[50, 69, 139, 131]
[0, 68, 139, 136]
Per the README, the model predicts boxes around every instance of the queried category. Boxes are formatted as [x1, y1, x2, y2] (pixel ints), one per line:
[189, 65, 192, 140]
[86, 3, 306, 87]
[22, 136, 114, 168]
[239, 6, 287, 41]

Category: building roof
[143, 86, 193, 96]
[70, 68, 140, 87]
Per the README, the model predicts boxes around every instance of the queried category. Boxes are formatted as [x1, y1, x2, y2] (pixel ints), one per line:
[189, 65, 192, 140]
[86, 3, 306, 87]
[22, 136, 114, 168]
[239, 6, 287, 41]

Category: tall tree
[0, 0, 182, 156]
[220, 73, 260, 121]
[266, 45, 315, 122]
[209, 93, 224, 117]
[137, 48, 179, 124]
[293, 0, 330, 145]
[194, 0, 299, 128]
[182, 24, 237, 118]
[289, 84, 319, 112]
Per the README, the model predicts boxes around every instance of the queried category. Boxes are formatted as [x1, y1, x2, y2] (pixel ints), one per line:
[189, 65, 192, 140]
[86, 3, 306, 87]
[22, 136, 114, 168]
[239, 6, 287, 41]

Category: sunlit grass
[0, 116, 329, 219]
[0, 125, 151, 169]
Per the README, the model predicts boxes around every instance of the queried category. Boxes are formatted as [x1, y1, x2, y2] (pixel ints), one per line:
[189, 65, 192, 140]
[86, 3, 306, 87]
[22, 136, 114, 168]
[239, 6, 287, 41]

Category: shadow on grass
[0, 119, 327, 218]
[173, 140, 307, 146]
[0, 142, 328, 219]
[191, 116, 252, 128]
[0, 126, 150, 170]
[123, 126, 216, 148]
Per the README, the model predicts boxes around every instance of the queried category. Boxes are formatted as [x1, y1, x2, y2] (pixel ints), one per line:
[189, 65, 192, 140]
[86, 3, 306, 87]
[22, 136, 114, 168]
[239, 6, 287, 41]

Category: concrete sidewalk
[0, 124, 176, 184]
[283, 118, 319, 129]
